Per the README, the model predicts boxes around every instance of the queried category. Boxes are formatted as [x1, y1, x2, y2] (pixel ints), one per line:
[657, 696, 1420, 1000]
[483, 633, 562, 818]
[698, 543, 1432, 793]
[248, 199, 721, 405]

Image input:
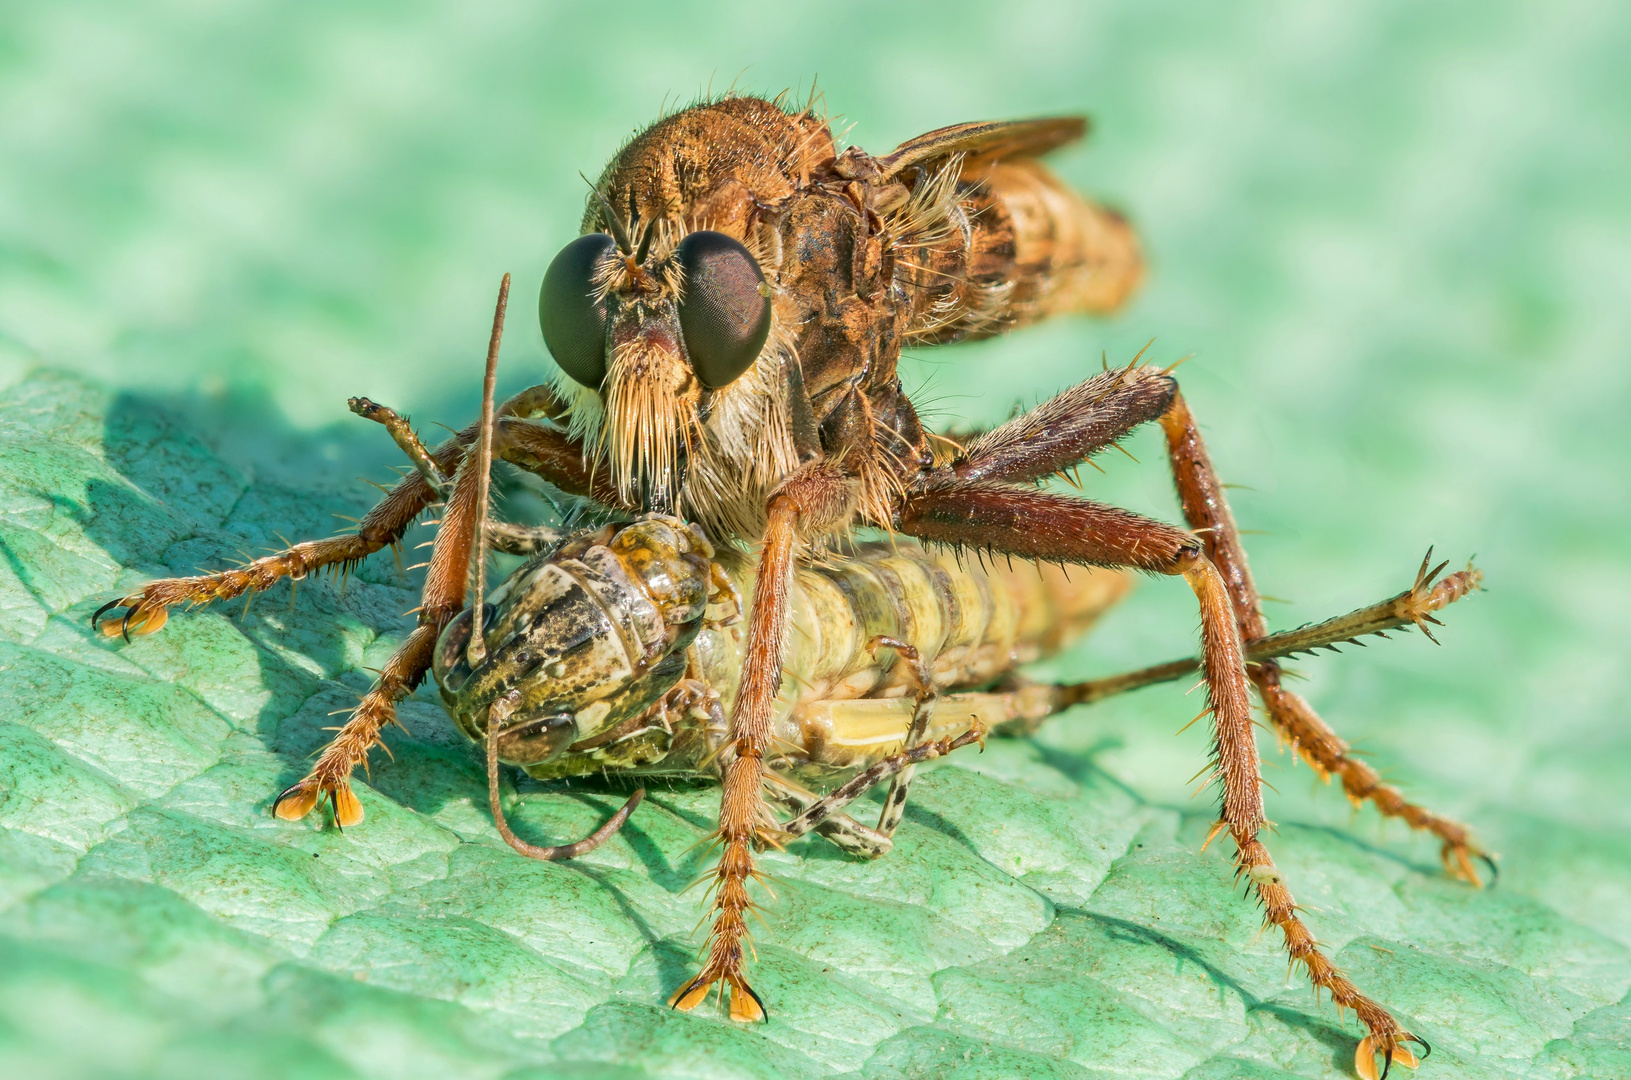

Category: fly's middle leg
[1160, 392, 1492, 887]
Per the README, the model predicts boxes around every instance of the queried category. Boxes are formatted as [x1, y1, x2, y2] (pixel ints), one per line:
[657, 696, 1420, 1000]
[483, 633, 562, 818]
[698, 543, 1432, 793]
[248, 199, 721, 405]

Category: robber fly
[97, 92, 1488, 1079]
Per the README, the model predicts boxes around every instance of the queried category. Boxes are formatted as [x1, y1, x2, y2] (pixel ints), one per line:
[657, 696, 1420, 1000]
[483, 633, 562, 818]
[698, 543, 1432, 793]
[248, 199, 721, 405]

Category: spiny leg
[1160, 391, 1438, 1078]
[275, 276, 512, 828]
[1017, 554, 1484, 718]
[893, 480, 1431, 1071]
[273, 622, 438, 826]
[908, 556, 1482, 762]
[669, 461, 858, 1023]
[353, 398, 569, 558]
[349, 396, 449, 495]
[1161, 392, 1489, 886]
[93, 382, 581, 639]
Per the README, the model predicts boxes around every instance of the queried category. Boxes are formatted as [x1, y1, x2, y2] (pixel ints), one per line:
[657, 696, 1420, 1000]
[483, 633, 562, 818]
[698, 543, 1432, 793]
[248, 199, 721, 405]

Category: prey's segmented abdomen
[507, 523, 1131, 783]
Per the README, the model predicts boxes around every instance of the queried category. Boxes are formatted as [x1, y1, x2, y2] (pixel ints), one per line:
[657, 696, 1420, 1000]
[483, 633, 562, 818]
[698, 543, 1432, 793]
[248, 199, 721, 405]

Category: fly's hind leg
[1160, 390, 1455, 1078]
[906, 362, 1442, 1080]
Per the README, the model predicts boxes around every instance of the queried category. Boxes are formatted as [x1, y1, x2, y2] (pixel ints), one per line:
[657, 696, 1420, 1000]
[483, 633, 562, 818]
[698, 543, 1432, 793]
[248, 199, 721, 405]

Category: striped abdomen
[898, 159, 1144, 344]
[689, 540, 1131, 745]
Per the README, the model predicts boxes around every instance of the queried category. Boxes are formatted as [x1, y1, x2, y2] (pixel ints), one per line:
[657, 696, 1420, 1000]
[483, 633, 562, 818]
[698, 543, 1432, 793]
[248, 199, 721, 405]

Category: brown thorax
[536, 94, 1141, 542]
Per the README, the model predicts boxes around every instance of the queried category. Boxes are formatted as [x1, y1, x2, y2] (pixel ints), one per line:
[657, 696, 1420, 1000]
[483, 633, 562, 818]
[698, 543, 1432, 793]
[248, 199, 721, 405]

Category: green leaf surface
[1, 372, 1626, 1080]
[2, 3, 1628, 1078]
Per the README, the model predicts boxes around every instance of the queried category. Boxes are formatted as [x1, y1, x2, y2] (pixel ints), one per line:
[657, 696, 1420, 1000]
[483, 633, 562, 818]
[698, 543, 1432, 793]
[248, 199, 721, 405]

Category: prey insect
[95, 92, 1489, 1079]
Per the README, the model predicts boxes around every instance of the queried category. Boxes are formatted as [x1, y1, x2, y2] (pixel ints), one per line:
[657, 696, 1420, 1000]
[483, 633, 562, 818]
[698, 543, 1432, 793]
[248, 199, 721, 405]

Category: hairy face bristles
[601, 336, 703, 510]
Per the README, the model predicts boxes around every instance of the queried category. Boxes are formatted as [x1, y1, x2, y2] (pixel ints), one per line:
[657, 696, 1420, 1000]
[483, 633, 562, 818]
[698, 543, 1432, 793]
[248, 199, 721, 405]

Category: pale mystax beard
[599, 339, 702, 512]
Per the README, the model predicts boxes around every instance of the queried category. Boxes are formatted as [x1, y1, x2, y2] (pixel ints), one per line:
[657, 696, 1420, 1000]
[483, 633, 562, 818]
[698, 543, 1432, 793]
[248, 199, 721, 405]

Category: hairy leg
[894, 478, 1433, 1074]
[1160, 393, 1489, 887]
[1160, 392, 1441, 1078]
[669, 461, 858, 1022]
[947, 359, 1175, 485]
[274, 278, 511, 828]
[93, 383, 579, 638]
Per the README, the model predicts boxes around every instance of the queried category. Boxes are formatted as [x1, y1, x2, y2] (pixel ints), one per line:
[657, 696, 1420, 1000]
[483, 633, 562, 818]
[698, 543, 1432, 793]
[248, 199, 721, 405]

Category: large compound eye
[540, 232, 616, 387]
[675, 231, 772, 389]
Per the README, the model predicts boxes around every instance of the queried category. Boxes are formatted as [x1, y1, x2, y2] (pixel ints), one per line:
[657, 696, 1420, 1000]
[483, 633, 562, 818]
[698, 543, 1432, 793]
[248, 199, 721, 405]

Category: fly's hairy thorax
[548, 95, 1143, 543]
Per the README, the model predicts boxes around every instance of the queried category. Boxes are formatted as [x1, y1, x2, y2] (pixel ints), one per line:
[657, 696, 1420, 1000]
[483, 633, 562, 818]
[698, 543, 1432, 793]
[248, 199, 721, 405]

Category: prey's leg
[485, 521, 565, 556]
[351, 398, 567, 559]
[1007, 554, 1484, 718]
[349, 396, 450, 495]
[867, 637, 938, 839]
[764, 774, 893, 859]
[778, 726, 987, 843]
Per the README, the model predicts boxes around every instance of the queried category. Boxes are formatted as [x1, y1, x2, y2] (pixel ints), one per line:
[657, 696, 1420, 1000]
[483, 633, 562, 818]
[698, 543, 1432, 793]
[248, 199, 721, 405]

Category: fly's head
[538, 201, 777, 516]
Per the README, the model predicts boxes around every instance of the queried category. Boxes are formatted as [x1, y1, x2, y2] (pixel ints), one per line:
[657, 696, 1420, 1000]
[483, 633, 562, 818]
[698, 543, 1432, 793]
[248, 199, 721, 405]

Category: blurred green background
[1, 2, 1628, 1078]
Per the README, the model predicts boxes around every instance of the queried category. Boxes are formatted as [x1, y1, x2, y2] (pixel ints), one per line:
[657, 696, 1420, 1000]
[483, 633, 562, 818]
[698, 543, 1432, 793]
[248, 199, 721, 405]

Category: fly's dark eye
[675, 231, 772, 389]
[540, 232, 616, 387]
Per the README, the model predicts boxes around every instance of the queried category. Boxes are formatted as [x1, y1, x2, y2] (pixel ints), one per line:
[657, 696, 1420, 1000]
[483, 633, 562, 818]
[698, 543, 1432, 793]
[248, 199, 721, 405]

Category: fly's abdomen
[897, 159, 1143, 344]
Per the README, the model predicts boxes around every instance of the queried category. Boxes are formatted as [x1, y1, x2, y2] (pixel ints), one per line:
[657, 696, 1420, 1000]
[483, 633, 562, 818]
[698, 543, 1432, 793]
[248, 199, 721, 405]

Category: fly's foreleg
[669, 461, 858, 1023]
[92, 383, 577, 639]
[272, 416, 488, 827]
[275, 278, 513, 832]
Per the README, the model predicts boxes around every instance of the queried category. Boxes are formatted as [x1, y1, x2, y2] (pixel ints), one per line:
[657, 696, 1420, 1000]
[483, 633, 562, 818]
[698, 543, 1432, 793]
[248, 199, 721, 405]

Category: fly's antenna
[634, 219, 657, 264]
[586, 181, 636, 254]
[465, 272, 510, 668]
